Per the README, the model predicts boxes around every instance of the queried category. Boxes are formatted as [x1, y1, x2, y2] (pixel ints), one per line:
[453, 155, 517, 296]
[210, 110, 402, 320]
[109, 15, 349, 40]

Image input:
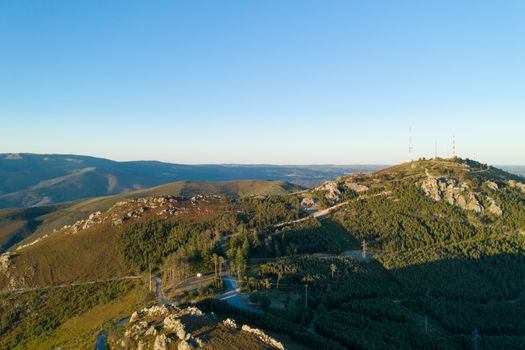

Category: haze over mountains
[0, 153, 386, 209]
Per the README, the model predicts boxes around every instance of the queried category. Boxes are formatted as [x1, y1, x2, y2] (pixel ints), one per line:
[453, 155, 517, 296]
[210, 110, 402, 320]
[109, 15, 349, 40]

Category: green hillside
[0, 180, 294, 253]
[2, 158, 525, 349]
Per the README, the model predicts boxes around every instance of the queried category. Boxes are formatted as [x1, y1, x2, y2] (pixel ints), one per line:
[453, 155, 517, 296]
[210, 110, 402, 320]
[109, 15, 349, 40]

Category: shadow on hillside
[383, 252, 525, 339]
[268, 219, 360, 255]
[0, 206, 57, 252]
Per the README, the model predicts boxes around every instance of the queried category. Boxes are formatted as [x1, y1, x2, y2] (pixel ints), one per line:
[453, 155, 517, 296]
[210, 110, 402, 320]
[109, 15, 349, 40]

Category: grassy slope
[0, 180, 293, 253]
[0, 280, 152, 350]
[0, 224, 129, 289]
[30, 286, 151, 350]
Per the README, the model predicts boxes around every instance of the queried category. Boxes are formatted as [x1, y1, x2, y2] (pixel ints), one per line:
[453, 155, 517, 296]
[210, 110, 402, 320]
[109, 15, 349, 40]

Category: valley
[1, 158, 525, 349]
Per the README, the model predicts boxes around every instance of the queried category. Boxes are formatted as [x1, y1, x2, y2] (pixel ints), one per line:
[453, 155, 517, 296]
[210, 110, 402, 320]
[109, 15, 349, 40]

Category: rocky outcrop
[241, 325, 285, 350]
[178, 340, 196, 350]
[143, 305, 171, 317]
[154, 334, 171, 350]
[55, 195, 221, 235]
[113, 304, 283, 350]
[116, 305, 206, 349]
[0, 252, 15, 274]
[486, 196, 503, 216]
[485, 181, 499, 192]
[223, 318, 238, 329]
[420, 174, 504, 216]
[318, 181, 341, 202]
[344, 181, 369, 193]
[509, 180, 525, 193]
[300, 197, 318, 210]
[421, 176, 482, 213]
[163, 316, 189, 340]
[15, 234, 49, 251]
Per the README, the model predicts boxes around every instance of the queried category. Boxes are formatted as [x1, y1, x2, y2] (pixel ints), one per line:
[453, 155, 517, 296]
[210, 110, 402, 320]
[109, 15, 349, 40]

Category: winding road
[218, 274, 257, 312]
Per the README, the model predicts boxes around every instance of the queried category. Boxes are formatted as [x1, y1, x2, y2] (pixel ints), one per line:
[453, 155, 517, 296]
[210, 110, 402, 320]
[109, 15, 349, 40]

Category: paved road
[155, 277, 171, 305]
[274, 191, 389, 229]
[218, 275, 257, 312]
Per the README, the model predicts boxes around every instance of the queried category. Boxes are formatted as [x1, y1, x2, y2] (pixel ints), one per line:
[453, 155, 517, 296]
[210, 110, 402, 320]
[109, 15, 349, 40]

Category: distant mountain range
[0, 153, 387, 208]
[499, 165, 525, 178]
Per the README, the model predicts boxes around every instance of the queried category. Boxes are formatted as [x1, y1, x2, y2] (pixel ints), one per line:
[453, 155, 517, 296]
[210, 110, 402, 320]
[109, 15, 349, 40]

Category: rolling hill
[0, 179, 295, 253]
[0, 153, 385, 208]
[2, 158, 525, 349]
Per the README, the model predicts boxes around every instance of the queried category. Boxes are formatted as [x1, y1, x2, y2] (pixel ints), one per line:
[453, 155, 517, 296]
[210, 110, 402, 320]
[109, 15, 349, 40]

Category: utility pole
[149, 263, 152, 292]
[305, 284, 308, 308]
[362, 239, 366, 259]
[471, 328, 480, 350]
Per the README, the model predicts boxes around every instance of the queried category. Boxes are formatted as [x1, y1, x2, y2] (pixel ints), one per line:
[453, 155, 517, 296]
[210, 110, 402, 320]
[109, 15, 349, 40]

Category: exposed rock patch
[344, 181, 369, 193]
[0, 252, 16, 274]
[421, 173, 502, 216]
[421, 176, 483, 213]
[15, 234, 48, 251]
[241, 324, 285, 350]
[485, 181, 499, 192]
[509, 180, 525, 193]
[318, 181, 341, 202]
[111, 305, 280, 350]
[486, 196, 503, 216]
[223, 318, 238, 329]
[300, 197, 318, 210]
[54, 195, 222, 235]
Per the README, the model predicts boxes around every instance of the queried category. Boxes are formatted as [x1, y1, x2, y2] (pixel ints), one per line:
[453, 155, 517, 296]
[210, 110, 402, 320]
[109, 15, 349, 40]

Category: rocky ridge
[52, 195, 222, 235]
[301, 174, 370, 210]
[111, 305, 285, 350]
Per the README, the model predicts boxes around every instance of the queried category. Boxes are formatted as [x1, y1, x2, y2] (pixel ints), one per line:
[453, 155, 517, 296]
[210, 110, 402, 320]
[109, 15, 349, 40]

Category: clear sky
[1, 1, 524, 165]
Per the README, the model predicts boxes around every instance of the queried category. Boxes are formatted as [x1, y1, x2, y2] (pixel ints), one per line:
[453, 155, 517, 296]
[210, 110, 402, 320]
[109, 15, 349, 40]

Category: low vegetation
[0, 280, 152, 349]
[2, 158, 525, 349]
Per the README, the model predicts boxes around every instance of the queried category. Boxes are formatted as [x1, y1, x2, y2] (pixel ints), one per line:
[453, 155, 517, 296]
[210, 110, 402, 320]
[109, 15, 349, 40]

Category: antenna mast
[434, 140, 438, 159]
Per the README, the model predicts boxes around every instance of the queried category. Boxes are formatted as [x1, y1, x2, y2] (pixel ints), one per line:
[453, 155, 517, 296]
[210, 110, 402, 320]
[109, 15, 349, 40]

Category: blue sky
[1, 1, 524, 164]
